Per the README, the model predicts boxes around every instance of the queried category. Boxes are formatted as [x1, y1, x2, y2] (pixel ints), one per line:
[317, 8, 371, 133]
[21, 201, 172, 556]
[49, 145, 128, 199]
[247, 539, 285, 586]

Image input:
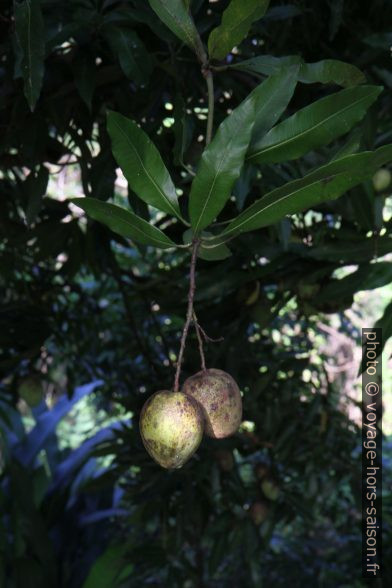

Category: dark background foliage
[1, 1, 391, 586]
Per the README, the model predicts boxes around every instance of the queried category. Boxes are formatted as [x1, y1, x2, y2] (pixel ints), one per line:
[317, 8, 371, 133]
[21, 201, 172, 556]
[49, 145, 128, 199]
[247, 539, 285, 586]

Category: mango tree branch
[173, 239, 200, 391]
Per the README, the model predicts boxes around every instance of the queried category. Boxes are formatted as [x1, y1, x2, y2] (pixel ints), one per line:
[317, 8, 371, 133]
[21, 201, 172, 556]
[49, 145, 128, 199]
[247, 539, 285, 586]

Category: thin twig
[173, 239, 200, 391]
[198, 323, 224, 344]
[192, 311, 206, 371]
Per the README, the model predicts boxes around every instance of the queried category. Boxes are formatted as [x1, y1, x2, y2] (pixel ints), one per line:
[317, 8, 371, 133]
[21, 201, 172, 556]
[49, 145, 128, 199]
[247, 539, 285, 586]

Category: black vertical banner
[361, 328, 382, 578]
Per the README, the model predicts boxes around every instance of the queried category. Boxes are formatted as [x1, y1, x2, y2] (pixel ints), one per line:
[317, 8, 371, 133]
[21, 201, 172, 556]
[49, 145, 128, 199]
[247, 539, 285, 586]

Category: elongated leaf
[103, 26, 152, 86]
[233, 54, 301, 77]
[374, 300, 392, 354]
[317, 262, 392, 302]
[25, 165, 49, 225]
[173, 93, 195, 166]
[331, 128, 362, 160]
[82, 544, 132, 588]
[230, 55, 366, 88]
[73, 52, 96, 110]
[72, 198, 176, 249]
[212, 144, 392, 241]
[251, 65, 299, 144]
[208, 0, 270, 61]
[292, 237, 392, 263]
[247, 85, 382, 164]
[183, 229, 231, 261]
[148, 0, 205, 60]
[235, 56, 365, 87]
[14, 0, 45, 111]
[107, 111, 182, 220]
[189, 68, 298, 233]
[364, 32, 392, 50]
[299, 59, 366, 87]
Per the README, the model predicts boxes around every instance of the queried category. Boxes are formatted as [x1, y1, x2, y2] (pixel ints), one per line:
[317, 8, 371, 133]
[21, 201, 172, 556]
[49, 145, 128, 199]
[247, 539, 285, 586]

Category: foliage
[1, 0, 392, 586]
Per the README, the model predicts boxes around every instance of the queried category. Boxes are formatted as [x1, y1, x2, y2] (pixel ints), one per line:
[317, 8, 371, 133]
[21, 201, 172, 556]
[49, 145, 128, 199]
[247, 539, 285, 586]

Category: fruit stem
[174, 239, 200, 392]
[192, 311, 206, 371]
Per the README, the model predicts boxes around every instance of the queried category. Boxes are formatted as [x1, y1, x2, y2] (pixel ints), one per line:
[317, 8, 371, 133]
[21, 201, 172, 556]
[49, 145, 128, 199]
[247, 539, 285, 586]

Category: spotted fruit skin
[183, 369, 242, 439]
[139, 390, 204, 469]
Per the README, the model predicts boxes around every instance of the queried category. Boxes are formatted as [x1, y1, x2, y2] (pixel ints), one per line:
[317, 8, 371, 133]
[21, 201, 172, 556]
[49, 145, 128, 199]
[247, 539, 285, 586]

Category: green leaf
[183, 229, 231, 260]
[82, 544, 133, 588]
[14, 0, 45, 111]
[251, 66, 299, 145]
[173, 93, 195, 166]
[25, 165, 49, 225]
[107, 111, 182, 220]
[293, 237, 392, 263]
[317, 262, 392, 302]
[232, 55, 299, 77]
[331, 128, 362, 160]
[198, 241, 232, 261]
[208, 0, 270, 61]
[103, 27, 152, 86]
[298, 59, 366, 87]
[148, 0, 205, 60]
[73, 52, 96, 110]
[374, 300, 392, 354]
[189, 69, 298, 233]
[72, 198, 177, 249]
[212, 144, 392, 241]
[364, 32, 392, 50]
[247, 85, 382, 164]
[233, 56, 366, 88]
